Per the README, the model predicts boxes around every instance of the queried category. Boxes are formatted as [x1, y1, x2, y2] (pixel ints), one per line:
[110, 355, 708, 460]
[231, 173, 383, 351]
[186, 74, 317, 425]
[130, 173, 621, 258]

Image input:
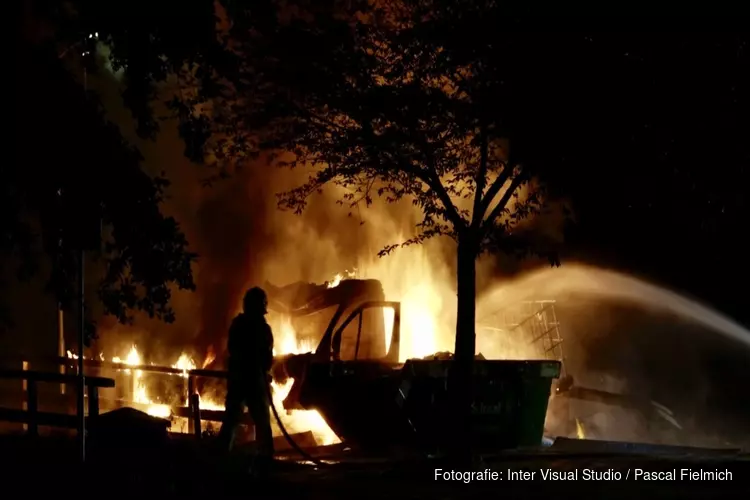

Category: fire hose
[264, 373, 328, 467]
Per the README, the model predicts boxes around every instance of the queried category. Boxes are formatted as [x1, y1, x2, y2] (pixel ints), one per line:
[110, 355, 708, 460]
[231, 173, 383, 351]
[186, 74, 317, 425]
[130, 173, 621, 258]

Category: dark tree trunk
[448, 232, 478, 462]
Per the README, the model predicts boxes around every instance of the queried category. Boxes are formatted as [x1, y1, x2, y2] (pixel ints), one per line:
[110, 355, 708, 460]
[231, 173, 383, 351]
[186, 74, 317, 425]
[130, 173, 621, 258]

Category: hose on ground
[265, 376, 329, 467]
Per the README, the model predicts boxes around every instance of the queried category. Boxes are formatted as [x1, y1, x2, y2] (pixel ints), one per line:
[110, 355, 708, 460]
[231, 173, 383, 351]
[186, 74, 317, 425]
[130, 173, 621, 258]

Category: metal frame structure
[478, 299, 566, 377]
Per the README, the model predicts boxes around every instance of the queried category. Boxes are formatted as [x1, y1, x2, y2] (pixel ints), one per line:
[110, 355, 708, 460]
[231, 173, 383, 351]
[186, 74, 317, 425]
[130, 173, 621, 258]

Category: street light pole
[60, 32, 99, 464]
[76, 65, 88, 464]
[78, 251, 85, 462]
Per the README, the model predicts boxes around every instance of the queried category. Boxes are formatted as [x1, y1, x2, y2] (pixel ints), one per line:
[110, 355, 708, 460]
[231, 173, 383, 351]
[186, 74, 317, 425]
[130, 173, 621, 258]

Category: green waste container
[396, 359, 561, 451]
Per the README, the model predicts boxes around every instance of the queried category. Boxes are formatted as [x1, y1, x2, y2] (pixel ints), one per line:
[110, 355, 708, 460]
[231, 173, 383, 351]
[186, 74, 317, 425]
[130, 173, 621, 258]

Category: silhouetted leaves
[47, 0, 222, 139]
[10, 33, 196, 326]
[142, 1, 558, 267]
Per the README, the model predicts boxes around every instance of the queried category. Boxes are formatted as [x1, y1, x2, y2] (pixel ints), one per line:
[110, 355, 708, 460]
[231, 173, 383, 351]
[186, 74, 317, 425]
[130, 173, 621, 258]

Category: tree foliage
[40, 0, 222, 139]
[174, 1, 558, 266]
[36, 1, 561, 261]
[8, 11, 197, 334]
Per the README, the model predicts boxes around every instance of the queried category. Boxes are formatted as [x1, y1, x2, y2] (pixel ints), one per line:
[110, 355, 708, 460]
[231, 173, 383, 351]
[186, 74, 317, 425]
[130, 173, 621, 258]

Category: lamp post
[78, 63, 87, 465]
[59, 33, 97, 463]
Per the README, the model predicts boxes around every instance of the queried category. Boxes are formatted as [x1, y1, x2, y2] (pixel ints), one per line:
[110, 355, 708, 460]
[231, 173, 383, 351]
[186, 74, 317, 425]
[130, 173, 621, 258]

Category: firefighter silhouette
[218, 287, 275, 464]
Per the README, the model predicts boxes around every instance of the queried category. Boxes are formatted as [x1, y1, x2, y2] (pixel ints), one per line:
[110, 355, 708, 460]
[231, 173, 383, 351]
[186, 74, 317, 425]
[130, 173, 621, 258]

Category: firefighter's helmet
[243, 287, 268, 315]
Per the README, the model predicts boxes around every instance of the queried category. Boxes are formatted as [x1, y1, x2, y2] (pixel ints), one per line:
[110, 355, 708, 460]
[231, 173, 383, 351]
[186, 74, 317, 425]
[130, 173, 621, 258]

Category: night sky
[496, 32, 749, 325]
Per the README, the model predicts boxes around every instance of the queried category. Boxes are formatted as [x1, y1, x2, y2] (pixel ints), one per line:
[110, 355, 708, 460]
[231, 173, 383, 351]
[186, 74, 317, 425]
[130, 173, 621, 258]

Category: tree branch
[420, 166, 467, 230]
[480, 169, 527, 236]
[395, 156, 465, 229]
[477, 160, 515, 221]
[361, 122, 466, 230]
[470, 120, 488, 230]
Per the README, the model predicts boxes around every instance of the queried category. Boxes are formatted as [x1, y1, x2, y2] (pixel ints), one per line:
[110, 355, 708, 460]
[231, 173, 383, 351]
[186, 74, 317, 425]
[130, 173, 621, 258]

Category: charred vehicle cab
[266, 279, 560, 452]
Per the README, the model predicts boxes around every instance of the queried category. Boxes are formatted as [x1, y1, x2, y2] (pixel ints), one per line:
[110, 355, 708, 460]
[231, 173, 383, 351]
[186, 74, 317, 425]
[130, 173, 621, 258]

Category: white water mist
[477, 263, 750, 350]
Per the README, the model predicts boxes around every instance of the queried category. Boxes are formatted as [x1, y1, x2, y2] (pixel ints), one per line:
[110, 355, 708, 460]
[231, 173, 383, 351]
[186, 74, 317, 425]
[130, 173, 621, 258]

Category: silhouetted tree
[7, 9, 197, 336]
[174, 0, 560, 455]
[27, 0, 221, 140]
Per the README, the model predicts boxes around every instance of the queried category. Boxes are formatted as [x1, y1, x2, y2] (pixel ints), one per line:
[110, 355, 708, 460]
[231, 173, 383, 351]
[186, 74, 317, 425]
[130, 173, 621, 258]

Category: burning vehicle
[66, 277, 560, 453]
[263, 278, 561, 452]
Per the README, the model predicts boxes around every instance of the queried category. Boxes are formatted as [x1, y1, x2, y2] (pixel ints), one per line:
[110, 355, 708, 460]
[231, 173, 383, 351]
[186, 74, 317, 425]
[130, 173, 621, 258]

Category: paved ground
[4, 433, 748, 499]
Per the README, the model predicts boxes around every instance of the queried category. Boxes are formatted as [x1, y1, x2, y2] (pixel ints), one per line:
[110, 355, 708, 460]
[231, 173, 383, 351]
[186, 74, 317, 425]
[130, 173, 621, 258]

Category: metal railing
[59, 357, 241, 437]
[0, 366, 114, 436]
[0, 356, 243, 438]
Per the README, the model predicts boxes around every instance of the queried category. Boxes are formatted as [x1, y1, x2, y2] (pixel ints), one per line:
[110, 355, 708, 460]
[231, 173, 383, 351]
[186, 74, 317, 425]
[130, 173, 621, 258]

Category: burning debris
[67, 341, 340, 446]
[576, 418, 586, 440]
[326, 269, 358, 289]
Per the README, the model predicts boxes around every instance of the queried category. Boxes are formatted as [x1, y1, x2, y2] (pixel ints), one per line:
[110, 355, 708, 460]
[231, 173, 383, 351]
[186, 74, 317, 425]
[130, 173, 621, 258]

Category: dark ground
[3, 433, 748, 499]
